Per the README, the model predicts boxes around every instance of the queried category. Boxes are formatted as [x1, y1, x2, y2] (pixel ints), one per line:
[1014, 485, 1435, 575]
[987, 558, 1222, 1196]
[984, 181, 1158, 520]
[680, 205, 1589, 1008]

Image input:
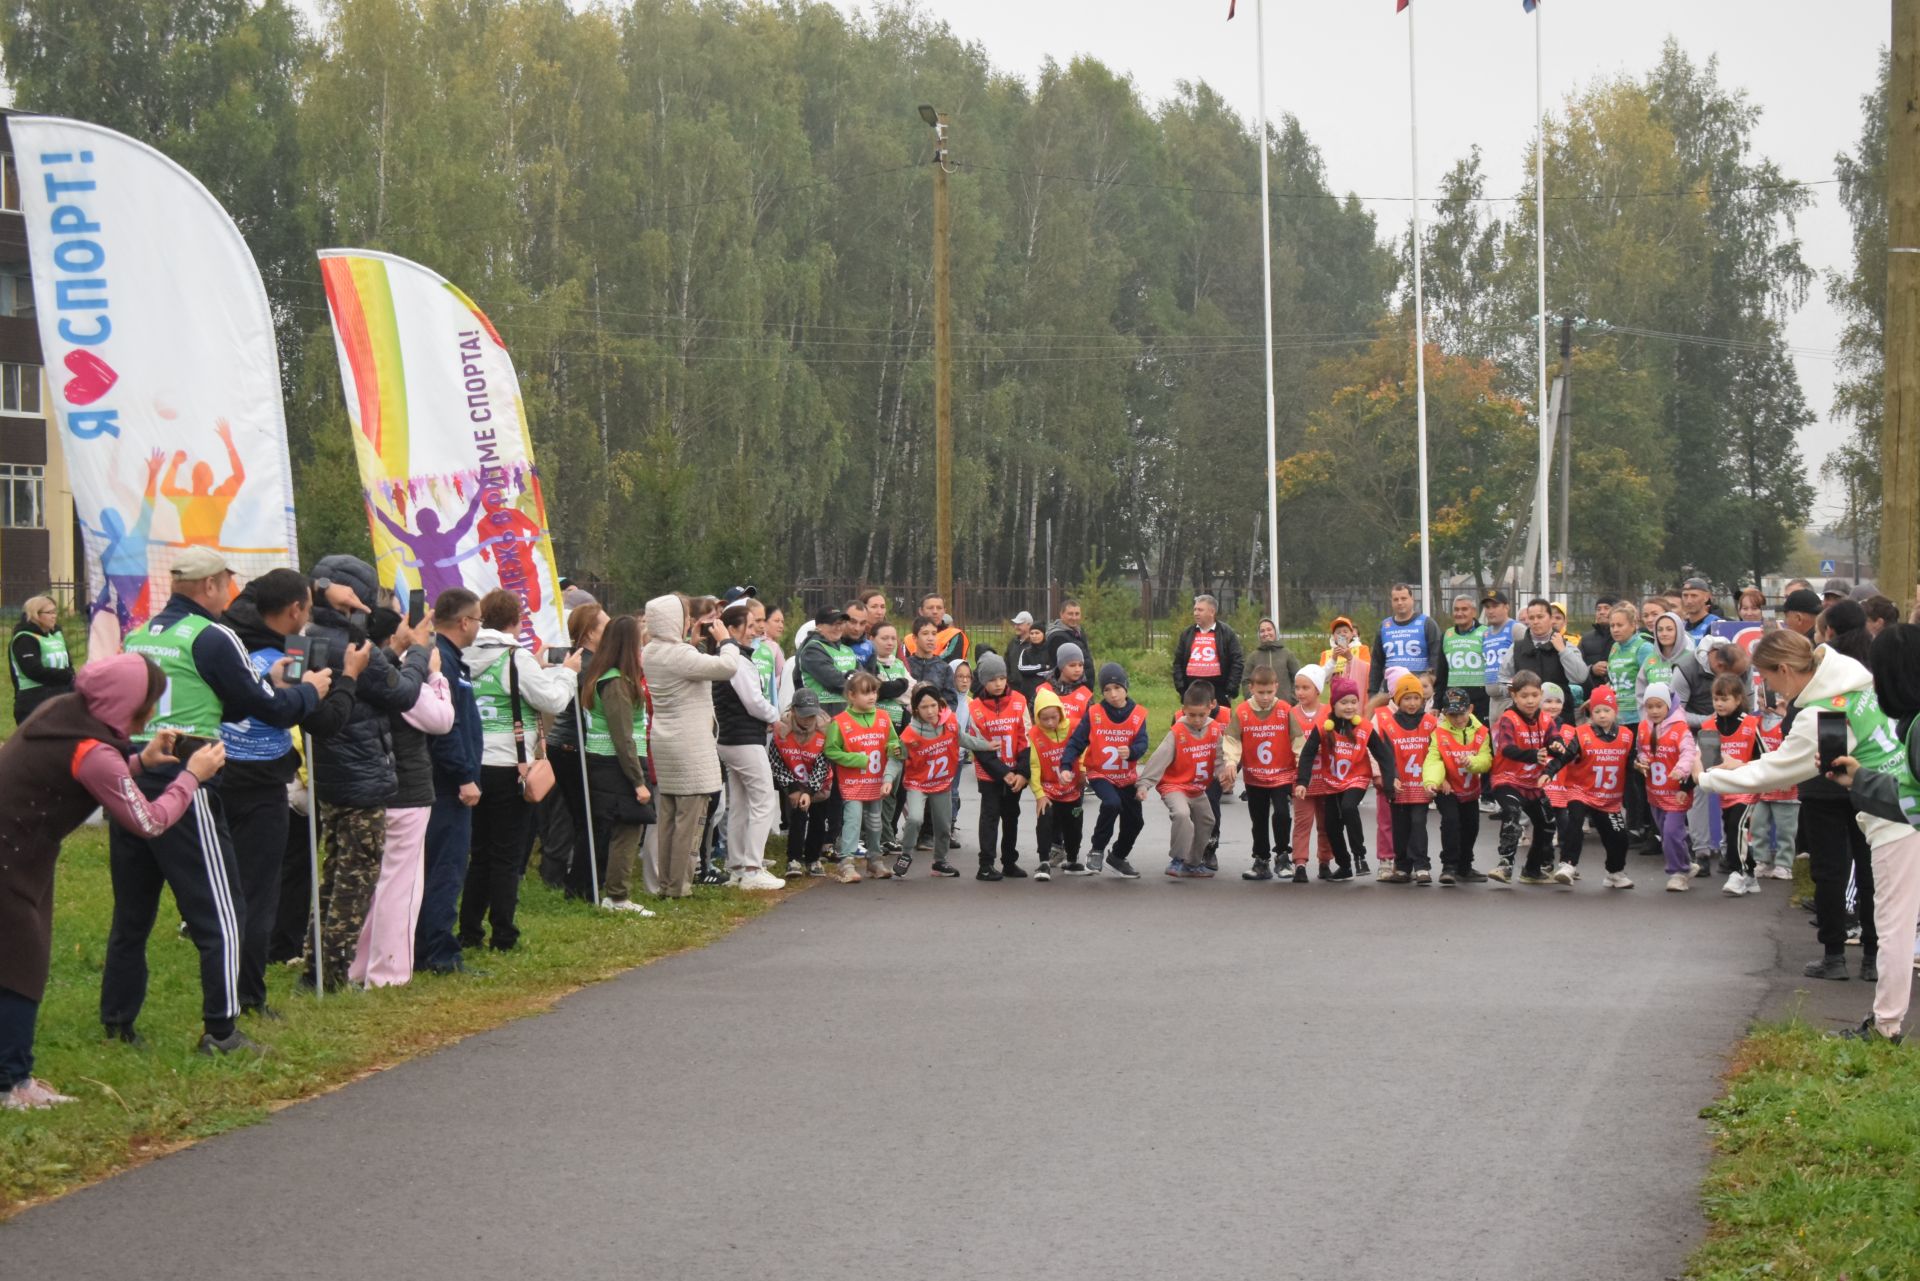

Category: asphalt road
[2, 797, 1798, 1281]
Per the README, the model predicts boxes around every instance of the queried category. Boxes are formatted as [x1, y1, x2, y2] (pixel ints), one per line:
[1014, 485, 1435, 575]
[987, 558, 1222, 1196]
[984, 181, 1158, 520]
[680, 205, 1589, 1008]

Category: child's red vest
[1432, 723, 1490, 800]
[1031, 729, 1086, 802]
[1563, 724, 1631, 811]
[773, 729, 826, 786]
[1374, 707, 1436, 804]
[1084, 702, 1148, 785]
[1158, 718, 1224, 796]
[1309, 720, 1372, 796]
[1713, 714, 1765, 808]
[1234, 698, 1297, 788]
[900, 714, 959, 794]
[970, 692, 1029, 782]
[1638, 719, 1693, 813]
[1756, 717, 1796, 803]
[1490, 708, 1554, 794]
[1050, 683, 1093, 727]
[832, 710, 893, 802]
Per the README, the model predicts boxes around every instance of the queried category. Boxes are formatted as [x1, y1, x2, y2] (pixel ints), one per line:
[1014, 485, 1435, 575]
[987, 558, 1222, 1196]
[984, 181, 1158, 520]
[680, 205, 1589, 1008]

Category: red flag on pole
[1397, 0, 1411, 11]
[1227, 0, 1236, 16]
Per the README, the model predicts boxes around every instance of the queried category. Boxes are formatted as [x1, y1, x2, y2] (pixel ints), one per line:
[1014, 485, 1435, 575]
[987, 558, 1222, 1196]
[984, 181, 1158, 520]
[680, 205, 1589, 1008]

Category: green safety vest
[752, 641, 777, 706]
[1641, 650, 1676, 695]
[11, 627, 70, 690]
[124, 613, 225, 739]
[1441, 625, 1486, 688]
[1608, 635, 1650, 721]
[874, 655, 910, 723]
[472, 648, 516, 737]
[1828, 686, 1920, 823]
[802, 640, 858, 703]
[582, 668, 647, 758]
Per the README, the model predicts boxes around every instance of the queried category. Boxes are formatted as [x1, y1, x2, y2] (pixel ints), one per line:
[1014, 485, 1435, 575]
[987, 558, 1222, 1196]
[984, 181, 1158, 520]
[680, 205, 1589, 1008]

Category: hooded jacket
[640, 594, 739, 794]
[1246, 639, 1302, 696]
[218, 587, 356, 790]
[1699, 648, 1914, 850]
[462, 626, 578, 769]
[307, 603, 429, 808]
[0, 656, 201, 1000]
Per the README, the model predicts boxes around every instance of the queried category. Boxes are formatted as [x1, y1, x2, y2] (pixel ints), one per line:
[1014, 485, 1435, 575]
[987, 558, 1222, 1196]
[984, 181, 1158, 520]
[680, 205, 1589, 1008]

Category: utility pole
[1556, 314, 1573, 586]
[1885, 0, 1920, 606]
[921, 105, 955, 606]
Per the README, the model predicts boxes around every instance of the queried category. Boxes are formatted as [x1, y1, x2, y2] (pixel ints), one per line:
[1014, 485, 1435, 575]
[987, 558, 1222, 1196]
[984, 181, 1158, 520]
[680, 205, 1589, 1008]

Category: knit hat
[1097, 661, 1129, 691]
[1587, 685, 1617, 710]
[1384, 664, 1411, 693]
[1296, 663, 1326, 693]
[1642, 681, 1674, 708]
[1540, 682, 1566, 704]
[1441, 687, 1473, 715]
[976, 652, 1008, 684]
[1055, 642, 1084, 670]
[1392, 672, 1424, 702]
[1327, 675, 1360, 706]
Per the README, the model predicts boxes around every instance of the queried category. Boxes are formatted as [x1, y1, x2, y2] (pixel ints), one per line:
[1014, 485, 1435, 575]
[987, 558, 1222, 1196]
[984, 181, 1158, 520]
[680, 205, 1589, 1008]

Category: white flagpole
[1408, 0, 1433, 618]
[1534, 0, 1550, 601]
[1255, 0, 1282, 624]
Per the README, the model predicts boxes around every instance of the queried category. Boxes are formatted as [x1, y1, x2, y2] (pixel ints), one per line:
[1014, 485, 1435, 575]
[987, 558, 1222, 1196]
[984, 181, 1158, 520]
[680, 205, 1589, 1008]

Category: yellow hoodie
[1028, 685, 1073, 777]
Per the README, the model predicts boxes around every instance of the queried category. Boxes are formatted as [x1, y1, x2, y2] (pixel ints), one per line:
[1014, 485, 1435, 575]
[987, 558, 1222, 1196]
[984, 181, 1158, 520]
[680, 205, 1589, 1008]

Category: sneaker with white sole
[735, 870, 787, 892]
[2, 1078, 77, 1110]
[1034, 863, 1052, 882]
[1743, 874, 1764, 895]
[1666, 873, 1690, 892]
[1487, 863, 1512, 884]
[1603, 872, 1634, 890]
[1551, 862, 1576, 886]
[1720, 872, 1748, 897]
[1769, 866, 1796, 881]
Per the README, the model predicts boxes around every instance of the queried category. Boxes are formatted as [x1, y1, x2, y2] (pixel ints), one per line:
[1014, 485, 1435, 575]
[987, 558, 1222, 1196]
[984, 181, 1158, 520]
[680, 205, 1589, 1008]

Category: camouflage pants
[305, 804, 389, 993]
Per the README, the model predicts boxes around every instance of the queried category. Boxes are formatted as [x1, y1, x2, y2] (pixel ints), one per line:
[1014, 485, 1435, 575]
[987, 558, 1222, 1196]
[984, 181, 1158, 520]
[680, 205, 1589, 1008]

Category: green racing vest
[582, 668, 647, 758]
[472, 648, 515, 738]
[11, 627, 70, 690]
[1441, 625, 1486, 688]
[1607, 635, 1651, 722]
[751, 641, 777, 706]
[1827, 686, 1920, 823]
[124, 613, 225, 740]
[802, 640, 858, 704]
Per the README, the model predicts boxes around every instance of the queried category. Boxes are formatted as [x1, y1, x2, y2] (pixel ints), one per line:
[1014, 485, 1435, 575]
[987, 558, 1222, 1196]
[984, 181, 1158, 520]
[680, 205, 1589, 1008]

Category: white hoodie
[462, 628, 579, 767]
[1699, 647, 1912, 851]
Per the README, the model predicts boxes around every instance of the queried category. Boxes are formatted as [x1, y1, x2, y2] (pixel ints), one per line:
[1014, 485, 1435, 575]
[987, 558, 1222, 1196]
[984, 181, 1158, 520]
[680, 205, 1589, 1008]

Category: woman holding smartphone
[576, 615, 656, 914]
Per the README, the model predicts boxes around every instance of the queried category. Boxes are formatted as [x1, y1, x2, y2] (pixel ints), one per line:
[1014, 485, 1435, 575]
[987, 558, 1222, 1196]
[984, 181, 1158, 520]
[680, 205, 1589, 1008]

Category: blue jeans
[415, 793, 473, 972]
[0, 986, 37, 1092]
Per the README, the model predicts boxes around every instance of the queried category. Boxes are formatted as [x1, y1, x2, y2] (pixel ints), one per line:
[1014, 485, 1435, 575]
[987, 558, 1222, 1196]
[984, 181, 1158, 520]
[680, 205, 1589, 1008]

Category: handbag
[509, 651, 556, 802]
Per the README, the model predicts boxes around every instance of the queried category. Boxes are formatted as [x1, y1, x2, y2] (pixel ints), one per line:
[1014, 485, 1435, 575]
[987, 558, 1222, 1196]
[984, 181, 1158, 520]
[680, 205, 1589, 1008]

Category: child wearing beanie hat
[1369, 665, 1439, 883]
[1635, 681, 1699, 890]
[1293, 673, 1373, 880]
[1368, 667, 1415, 873]
[1423, 686, 1493, 882]
[1284, 663, 1333, 879]
[1543, 682, 1637, 889]
[968, 653, 1031, 880]
[1063, 661, 1149, 878]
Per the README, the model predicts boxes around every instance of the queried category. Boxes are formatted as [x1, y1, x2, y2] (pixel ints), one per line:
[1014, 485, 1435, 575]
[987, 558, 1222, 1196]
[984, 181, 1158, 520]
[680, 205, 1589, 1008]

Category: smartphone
[407, 594, 426, 627]
[172, 734, 212, 762]
[1816, 711, 1849, 775]
[545, 645, 572, 666]
[283, 633, 311, 681]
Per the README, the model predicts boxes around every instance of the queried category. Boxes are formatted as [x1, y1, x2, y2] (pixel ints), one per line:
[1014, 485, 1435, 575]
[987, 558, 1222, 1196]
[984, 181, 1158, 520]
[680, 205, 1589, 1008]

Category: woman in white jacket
[642, 593, 741, 897]
[1700, 629, 1920, 1043]
[459, 589, 580, 951]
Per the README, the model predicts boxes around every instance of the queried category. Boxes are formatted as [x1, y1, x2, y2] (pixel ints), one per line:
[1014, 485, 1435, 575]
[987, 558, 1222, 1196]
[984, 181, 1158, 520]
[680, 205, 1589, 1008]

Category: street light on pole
[920, 104, 955, 607]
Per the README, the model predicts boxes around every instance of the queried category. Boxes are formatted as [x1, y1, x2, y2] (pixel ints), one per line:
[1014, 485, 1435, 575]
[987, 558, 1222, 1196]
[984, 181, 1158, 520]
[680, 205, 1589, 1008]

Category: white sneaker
[735, 869, 787, 892]
[1743, 874, 1764, 895]
[2, 1078, 77, 1110]
[1666, 874, 1691, 892]
[1603, 872, 1634, 890]
[1769, 866, 1796, 881]
[600, 896, 657, 917]
[1551, 862, 1576, 886]
[1720, 872, 1747, 897]
[725, 870, 745, 888]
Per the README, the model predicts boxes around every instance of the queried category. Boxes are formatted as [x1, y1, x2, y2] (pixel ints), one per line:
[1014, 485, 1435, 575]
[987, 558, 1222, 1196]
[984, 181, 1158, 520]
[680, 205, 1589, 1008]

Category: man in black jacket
[1173, 594, 1244, 701]
[1497, 597, 1590, 694]
[219, 568, 365, 1018]
[418, 588, 485, 975]
[302, 554, 431, 993]
[1041, 600, 1094, 678]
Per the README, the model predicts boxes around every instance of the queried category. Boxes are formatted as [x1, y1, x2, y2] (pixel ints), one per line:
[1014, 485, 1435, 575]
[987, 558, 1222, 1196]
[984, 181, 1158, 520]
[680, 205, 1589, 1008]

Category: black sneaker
[1203, 844, 1220, 872]
[1353, 857, 1372, 877]
[1861, 953, 1879, 983]
[1001, 863, 1028, 879]
[976, 866, 1003, 882]
[197, 1029, 267, 1057]
[1438, 867, 1458, 886]
[892, 848, 914, 878]
[242, 1004, 285, 1022]
[784, 862, 804, 880]
[884, 841, 904, 857]
[1034, 862, 1053, 882]
[1243, 859, 1273, 881]
[697, 864, 729, 886]
[931, 860, 960, 877]
[103, 1023, 145, 1048]
[1317, 862, 1334, 881]
[1803, 954, 1850, 981]
[1062, 861, 1092, 876]
[1455, 866, 1489, 883]
[1107, 856, 1141, 879]
[1290, 865, 1308, 883]
[1328, 863, 1354, 881]
[1831, 1016, 1903, 1045]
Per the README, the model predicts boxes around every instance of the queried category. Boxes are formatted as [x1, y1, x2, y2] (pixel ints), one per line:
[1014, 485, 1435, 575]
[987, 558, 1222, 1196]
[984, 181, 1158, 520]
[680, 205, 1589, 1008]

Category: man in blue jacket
[416, 587, 485, 975]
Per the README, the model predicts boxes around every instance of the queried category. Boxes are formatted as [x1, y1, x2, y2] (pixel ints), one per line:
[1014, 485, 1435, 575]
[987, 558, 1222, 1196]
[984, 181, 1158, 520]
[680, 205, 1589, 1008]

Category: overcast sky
[828, 0, 1886, 523]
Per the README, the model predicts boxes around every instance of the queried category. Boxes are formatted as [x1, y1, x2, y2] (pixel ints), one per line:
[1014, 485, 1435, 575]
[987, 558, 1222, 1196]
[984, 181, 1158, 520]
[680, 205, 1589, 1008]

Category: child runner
[1371, 671, 1438, 883]
[1063, 662, 1148, 879]
[1047, 643, 1095, 725]
[1223, 664, 1296, 881]
[1286, 665, 1331, 881]
[1488, 670, 1559, 886]
[1749, 710, 1801, 881]
[1707, 672, 1768, 897]
[1540, 682, 1573, 876]
[1635, 682, 1699, 892]
[823, 671, 899, 883]
[870, 622, 912, 856]
[969, 653, 1032, 880]
[1369, 664, 1412, 875]
[1293, 675, 1372, 881]
[1544, 684, 1635, 889]
[1604, 603, 1654, 843]
[770, 691, 834, 878]
[893, 683, 1004, 878]
[1029, 687, 1089, 880]
[1137, 681, 1225, 879]
[1423, 687, 1491, 883]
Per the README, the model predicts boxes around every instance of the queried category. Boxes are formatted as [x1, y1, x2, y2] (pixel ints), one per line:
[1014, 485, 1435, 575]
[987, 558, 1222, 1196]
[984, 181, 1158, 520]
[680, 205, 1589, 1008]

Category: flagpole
[1255, 0, 1282, 624]
[1534, 0, 1550, 602]
[1408, 0, 1433, 619]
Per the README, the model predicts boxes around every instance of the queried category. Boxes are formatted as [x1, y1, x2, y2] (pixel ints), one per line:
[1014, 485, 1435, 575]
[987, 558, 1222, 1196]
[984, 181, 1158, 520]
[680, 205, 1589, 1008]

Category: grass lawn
[0, 823, 797, 1216]
[1691, 1021, 1920, 1280]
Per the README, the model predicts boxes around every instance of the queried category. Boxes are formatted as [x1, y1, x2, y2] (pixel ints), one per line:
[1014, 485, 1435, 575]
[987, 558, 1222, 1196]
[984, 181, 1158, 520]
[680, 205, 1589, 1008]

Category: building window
[0, 269, 34, 318]
[0, 153, 17, 213]
[1, 362, 41, 416]
[1, 464, 44, 529]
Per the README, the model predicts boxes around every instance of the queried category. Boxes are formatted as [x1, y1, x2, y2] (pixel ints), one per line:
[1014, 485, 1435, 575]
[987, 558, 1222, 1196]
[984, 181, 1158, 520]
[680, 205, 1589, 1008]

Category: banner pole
[1254, 0, 1283, 625]
[574, 698, 600, 904]
[306, 748, 324, 998]
[1535, 0, 1551, 602]
[1409, 0, 1434, 618]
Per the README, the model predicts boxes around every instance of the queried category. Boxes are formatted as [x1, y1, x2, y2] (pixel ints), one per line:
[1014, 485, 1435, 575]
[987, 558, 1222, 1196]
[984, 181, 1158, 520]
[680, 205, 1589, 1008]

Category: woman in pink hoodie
[0, 653, 225, 1110]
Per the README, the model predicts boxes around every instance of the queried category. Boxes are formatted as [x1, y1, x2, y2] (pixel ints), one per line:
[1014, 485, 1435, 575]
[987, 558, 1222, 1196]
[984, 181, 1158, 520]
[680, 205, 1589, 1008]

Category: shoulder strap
[507, 648, 527, 764]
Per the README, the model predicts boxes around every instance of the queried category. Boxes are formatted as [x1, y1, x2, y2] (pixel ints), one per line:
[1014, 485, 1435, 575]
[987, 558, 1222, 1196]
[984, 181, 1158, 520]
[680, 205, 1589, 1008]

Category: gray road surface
[2, 798, 1810, 1280]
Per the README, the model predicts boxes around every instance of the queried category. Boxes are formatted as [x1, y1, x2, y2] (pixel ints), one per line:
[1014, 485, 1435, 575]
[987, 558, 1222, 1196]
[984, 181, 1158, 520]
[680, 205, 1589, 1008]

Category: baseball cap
[170, 546, 232, 580]
[789, 688, 825, 718]
[1682, 576, 1711, 592]
[722, 584, 758, 604]
[1782, 588, 1822, 615]
[1441, 687, 1473, 715]
[1010, 610, 1035, 627]
[812, 606, 849, 626]
[1481, 590, 1509, 607]
[1822, 577, 1852, 598]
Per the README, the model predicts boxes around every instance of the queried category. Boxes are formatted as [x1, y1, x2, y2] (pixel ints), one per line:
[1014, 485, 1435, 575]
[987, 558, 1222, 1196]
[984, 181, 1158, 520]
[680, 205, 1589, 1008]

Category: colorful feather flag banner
[317, 249, 565, 651]
[1524, 0, 1539, 11]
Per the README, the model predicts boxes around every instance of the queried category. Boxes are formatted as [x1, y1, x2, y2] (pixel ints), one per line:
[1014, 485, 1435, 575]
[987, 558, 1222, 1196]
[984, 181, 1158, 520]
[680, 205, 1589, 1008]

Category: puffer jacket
[307, 604, 429, 808]
[640, 594, 739, 794]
